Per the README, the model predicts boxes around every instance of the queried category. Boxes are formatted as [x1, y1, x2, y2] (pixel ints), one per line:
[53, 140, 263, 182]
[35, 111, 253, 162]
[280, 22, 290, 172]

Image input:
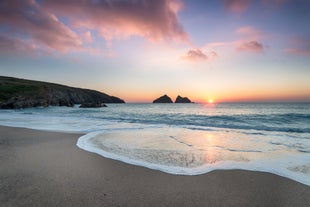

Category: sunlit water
[0, 103, 309, 185]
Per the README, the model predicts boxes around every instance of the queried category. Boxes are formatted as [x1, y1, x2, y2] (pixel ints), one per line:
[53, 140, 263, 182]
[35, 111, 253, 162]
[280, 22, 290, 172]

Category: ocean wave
[95, 113, 310, 134]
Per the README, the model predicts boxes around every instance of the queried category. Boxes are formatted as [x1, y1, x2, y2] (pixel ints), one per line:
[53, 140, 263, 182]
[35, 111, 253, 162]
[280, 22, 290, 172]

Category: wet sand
[0, 125, 309, 207]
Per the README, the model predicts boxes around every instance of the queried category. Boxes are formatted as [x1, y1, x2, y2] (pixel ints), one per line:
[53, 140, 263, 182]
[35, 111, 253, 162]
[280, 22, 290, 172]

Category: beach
[1, 125, 309, 206]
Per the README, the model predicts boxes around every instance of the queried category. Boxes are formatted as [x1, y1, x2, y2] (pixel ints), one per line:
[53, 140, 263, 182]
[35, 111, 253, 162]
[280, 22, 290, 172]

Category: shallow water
[0, 103, 309, 185]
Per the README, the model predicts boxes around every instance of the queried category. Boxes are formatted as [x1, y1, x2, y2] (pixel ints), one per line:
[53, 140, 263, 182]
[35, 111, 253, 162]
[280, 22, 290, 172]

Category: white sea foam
[77, 127, 310, 186]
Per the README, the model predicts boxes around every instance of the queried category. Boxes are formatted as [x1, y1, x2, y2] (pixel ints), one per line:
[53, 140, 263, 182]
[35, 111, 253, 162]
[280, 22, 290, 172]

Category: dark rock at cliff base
[153, 95, 173, 103]
[79, 103, 107, 108]
[175, 95, 191, 103]
[0, 76, 125, 109]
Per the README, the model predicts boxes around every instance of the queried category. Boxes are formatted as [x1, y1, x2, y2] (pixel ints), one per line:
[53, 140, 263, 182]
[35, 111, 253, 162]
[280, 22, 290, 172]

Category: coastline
[1, 125, 309, 206]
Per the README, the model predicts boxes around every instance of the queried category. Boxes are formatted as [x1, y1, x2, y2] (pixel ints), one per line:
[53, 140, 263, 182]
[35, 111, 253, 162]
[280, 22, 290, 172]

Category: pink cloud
[262, 0, 288, 7]
[181, 49, 208, 62]
[236, 26, 264, 39]
[236, 41, 264, 53]
[285, 36, 310, 56]
[224, 0, 288, 13]
[181, 49, 218, 62]
[0, 34, 38, 55]
[285, 48, 310, 56]
[42, 0, 189, 43]
[0, 0, 188, 55]
[235, 26, 265, 53]
[224, 0, 249, 13]
[84, 31, 92, 43]
[203, 26, 266, 54]
[0, 0, 82, 53]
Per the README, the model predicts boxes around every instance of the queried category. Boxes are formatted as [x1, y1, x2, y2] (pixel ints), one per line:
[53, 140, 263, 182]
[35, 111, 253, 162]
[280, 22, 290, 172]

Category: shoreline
[1, 125, 310, 206]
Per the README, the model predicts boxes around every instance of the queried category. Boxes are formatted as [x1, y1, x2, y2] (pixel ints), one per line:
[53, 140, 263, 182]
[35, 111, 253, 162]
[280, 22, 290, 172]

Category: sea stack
[175, 95, 191, 103]
[153, 95, 173, 103]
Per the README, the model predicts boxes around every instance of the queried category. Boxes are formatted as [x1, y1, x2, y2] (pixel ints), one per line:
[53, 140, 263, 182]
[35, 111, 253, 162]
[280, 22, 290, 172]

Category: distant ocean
[0, 103, 309, 185]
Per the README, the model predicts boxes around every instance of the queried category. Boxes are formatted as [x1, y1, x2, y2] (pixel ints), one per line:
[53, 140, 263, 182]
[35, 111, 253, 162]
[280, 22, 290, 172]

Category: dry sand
[0, 125, 309, 207]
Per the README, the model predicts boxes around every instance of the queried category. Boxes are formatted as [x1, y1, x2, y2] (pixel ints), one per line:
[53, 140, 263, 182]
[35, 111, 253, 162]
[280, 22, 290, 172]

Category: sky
[0, 0, 309, 103]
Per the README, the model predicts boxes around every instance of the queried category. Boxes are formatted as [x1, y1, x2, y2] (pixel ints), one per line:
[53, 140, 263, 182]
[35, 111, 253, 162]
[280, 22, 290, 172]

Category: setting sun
[208, 99, 214, 104]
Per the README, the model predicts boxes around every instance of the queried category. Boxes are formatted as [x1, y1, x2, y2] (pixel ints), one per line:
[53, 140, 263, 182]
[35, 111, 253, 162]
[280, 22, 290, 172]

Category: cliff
[0, 76, 125, 109]
[153, 95, 173, 103]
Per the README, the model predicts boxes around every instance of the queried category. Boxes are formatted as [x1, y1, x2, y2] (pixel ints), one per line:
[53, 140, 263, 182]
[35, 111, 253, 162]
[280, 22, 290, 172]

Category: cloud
[42, 0, 189, 43]
[285, 36, 310, 56]
[262, 0, 288, 7]
[204, 26, 266, 54]
[181, 49, 218, 62]
[224, 0, 249, 13]
[235, 26, 265, 53]
[236, 26, 264, 39]
[236, 41, 264, 53]
[84, 31, 92, 43]
[182, 49, 208, 61]
[0, 0, 188, 55]
[0, 0, 82, 53]
[285, 48, 310, 56]
[0, 34, 38, 55]
[224, 0, 289, 13]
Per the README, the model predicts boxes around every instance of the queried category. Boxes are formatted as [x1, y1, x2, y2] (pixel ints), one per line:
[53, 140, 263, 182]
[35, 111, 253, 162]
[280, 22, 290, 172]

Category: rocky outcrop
[153, 95, 173, 103]
[79, 103, 107, 108]
[175, 95, 191, 103]
[0, 76, 125, 109]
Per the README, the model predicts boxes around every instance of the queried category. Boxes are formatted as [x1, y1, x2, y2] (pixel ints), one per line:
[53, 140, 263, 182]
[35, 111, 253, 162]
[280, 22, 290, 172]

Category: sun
[208, 99, 214, 104]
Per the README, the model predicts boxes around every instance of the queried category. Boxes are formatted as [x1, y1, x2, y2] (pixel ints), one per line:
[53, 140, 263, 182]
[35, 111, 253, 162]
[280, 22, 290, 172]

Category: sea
[0, 103, 309, 185]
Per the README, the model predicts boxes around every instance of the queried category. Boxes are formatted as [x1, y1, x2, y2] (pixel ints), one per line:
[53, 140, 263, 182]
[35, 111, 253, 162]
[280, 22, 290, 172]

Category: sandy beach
[0, 125, 309, 207]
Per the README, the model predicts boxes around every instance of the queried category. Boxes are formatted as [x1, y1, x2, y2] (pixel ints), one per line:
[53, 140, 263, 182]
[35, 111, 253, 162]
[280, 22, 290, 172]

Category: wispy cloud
[224, 0, 288, 13]
[84, 31, 93, 44]
[285, 36, 310, 56]
[236, 26, 264, 39]
[285, 48, 310, 56]
[204, 26, 266, 54]
[224, 0, 249, 13]
[0, 34, 38, 55]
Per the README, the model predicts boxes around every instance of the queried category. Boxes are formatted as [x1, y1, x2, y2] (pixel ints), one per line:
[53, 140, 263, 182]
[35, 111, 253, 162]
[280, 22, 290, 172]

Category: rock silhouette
[175, 95, 191, 103]
[79, 103, 107, 108]
[153, 94, 173, 103]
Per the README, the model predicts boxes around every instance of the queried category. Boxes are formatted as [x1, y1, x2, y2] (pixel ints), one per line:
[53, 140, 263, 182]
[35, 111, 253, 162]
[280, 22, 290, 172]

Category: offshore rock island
[152, 94, 173, 103]
[0, 76, 125, 109]
[175, 95, 191, 103]
[153, 94, 192, 103]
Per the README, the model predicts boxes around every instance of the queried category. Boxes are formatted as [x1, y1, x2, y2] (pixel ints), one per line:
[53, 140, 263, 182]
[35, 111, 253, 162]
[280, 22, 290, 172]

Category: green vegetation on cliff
[0, 76, 125, 109]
